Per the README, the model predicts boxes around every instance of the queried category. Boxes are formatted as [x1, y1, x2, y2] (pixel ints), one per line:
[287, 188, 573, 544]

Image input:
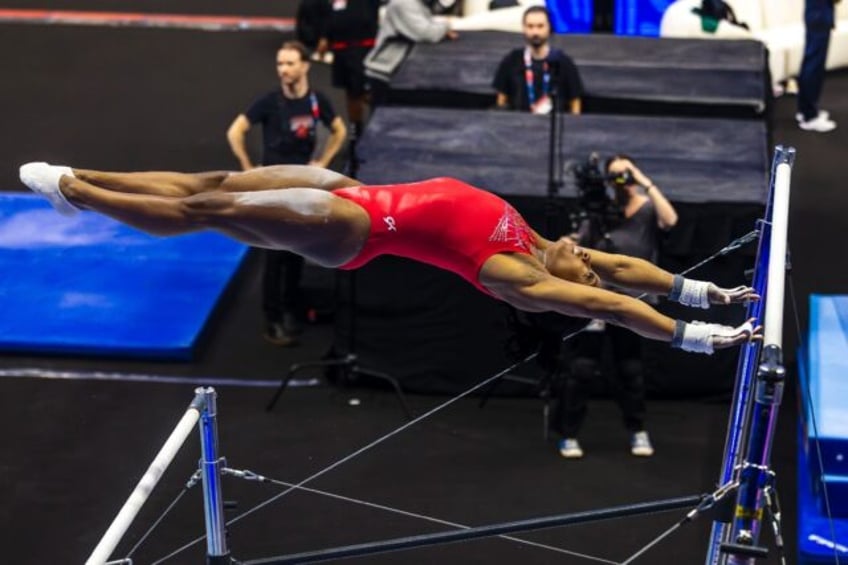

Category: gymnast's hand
[709, 318, 763, 350]
[671, 276, 759, 309]
[707, 284, 760, 306]
[677, 318, 762, 353]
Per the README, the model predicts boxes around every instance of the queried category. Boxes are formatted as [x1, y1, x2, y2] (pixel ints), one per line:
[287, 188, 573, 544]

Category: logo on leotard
[489, 204, 532, 250]
[383, 216, 397, 232]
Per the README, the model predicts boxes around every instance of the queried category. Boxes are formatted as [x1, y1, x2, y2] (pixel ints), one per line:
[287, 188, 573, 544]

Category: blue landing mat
[798, 418, 848, 564]
[808, 295, 848, 456]
[0, 193, 248, 359]
[799, 294, 848, 563]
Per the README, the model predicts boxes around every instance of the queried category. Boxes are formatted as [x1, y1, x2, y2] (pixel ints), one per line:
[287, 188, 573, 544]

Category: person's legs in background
[556, 330, 603, 458]
[797, 25, 835, 132]
[367, 79, 390, 112]
[330, 47, 369, 139]
[341, 46, 371, 139]
[296, 0, 325, 54]
[608, 325, 653, 456]
[282, 252, 305, 334]
[262, 250, 305, 346]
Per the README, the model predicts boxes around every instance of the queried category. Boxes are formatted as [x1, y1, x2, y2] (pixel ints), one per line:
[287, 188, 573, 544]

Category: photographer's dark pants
[556, 325, 646, 437]
[262, 250, 304, 323]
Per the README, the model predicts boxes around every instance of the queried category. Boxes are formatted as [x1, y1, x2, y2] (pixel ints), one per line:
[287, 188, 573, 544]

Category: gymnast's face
[544, 238, 600, 287]
[277, 48, 309, 87]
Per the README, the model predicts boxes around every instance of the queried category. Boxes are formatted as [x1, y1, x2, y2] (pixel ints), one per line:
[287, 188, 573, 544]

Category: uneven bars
[762, 153, 792, 349]
[721, 145, 794, 564]
[245, 495, 705, 564]
[704, 145, 794, 565]
[85, 391, 207, 565]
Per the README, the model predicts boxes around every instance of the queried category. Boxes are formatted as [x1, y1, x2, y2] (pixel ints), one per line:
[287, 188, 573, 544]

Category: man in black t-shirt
[492, 6, 583, 115]
[227, 40, 347, 346]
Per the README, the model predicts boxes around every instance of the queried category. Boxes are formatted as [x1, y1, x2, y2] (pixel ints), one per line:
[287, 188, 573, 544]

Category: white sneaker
[796, 110, 830, 123]
[19, 162, 79, 216]
[798, 113, 837, 133]
[309, 51, 334, 64]
[630, 431, 654, 457]
[558, 438, 584, 459]
[784, 78, 799, 95]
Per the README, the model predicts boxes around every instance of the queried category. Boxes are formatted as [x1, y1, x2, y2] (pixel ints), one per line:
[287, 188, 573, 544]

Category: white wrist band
[672, 320, 754, 355]
[670, 275, 710, 309]
[679, 321, 714, 354]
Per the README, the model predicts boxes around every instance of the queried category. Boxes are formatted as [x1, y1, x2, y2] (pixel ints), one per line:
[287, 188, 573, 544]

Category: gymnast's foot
[19, 161, 79, 216]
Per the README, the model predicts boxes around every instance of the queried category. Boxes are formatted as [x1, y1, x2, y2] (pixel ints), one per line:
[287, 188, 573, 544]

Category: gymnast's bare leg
[55, 173, 370, 268]
[71, 165, 360, 197]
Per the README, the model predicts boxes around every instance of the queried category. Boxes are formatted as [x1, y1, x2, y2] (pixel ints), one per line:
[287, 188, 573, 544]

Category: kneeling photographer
[555, 154, 678, 459]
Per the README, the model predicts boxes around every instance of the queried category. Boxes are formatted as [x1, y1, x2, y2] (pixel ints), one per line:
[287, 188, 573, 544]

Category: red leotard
[332, 177, 536, 294]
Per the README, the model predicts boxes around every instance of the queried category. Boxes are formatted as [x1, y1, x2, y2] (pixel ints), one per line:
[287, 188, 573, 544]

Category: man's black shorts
[332, 45, 370, 96]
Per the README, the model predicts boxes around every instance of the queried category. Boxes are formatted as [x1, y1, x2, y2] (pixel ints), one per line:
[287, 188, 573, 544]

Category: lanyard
[278, 90, 320, 125]
[308, 91, 320, 124]
[523, 47, 550, 108]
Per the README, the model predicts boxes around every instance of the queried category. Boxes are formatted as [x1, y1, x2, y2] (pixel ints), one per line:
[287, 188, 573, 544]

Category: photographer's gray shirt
[580, 200, 661, 301]
[608, 200, 659, 264]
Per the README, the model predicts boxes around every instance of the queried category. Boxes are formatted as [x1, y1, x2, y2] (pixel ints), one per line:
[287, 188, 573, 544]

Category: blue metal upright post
[197, 386, 231, 564]
[706, 145, 795, 564]
[704, 147, 779, 565]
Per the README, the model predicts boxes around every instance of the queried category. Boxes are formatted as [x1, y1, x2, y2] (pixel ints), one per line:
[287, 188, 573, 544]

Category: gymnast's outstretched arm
[481, 254, 757, 353]
[579, 247, 674, 295]
[508, 274, 677, 341]
[529, 228, 758, 307]
[516, 277, 754, 352]
[583, 247, 759, 307]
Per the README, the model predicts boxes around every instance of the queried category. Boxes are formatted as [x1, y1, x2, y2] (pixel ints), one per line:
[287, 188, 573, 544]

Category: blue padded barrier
[0, 193, 248, 359]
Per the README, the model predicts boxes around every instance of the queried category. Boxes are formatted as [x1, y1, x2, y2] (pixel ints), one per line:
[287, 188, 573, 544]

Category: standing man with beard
[554, 156, 678, 459]
[227, 41, 347, 346]
[492, 5, 583, 115]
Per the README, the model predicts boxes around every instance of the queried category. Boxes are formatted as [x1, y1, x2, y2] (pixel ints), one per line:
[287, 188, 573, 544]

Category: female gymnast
[19, 162, 758, 354]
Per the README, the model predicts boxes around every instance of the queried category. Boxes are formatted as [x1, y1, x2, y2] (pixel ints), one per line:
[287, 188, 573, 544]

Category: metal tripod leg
[266, 358, 345, 412]
[350, 364, 412, 419]
[266, 354, 412, 419]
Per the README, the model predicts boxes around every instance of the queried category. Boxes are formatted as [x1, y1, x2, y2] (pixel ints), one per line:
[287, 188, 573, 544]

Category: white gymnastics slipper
[19, 162, 79, 216]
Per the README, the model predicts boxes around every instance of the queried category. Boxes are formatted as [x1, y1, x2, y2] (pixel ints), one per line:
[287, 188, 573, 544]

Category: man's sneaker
[796, 110, 830, 123]
[263, 322, 297, 346]
[798, 113, 837, 133]
[630, 431, 655, 457]
[282, 311, 304, 336]
[558, 438, 584, 459]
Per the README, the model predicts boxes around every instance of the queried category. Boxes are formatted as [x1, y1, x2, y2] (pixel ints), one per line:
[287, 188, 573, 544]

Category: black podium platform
[359, 106, 768, 205]
[389, 32, 769, 118]
[336, 107, 769, 396]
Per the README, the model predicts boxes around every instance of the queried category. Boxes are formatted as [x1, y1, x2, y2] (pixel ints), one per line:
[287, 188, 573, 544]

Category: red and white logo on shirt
[289, 115, 314, 139]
